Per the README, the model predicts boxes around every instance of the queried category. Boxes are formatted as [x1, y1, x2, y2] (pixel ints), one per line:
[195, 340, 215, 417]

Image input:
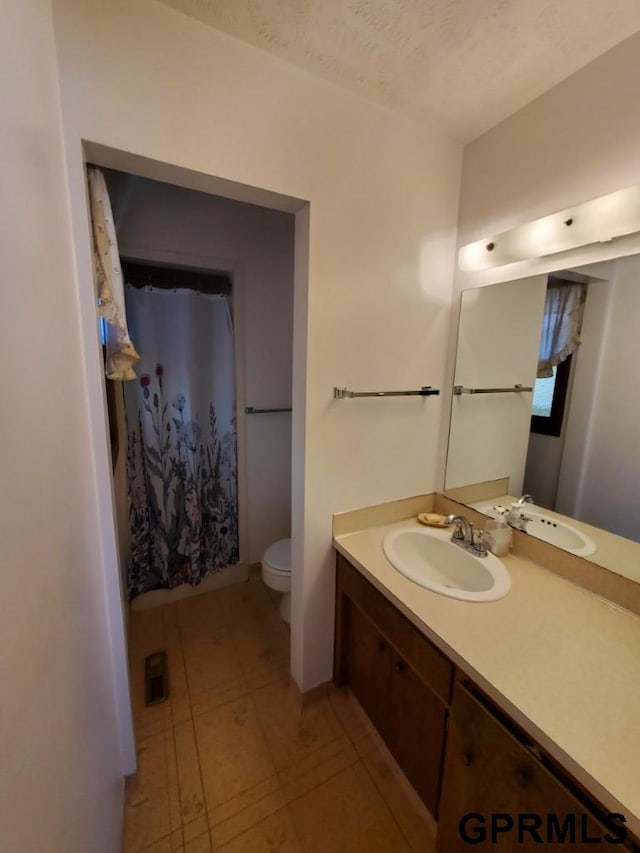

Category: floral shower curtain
[124, 284, 239, 598]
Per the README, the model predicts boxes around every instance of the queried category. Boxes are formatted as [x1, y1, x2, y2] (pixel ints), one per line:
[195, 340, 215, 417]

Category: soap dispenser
[484, 507, 512, 557]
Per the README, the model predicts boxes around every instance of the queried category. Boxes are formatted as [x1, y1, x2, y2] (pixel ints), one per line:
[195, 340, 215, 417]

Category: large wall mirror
[444, 252, 640, 584]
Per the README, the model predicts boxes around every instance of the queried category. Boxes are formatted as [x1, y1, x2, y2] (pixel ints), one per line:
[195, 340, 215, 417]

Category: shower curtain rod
[121, 259, 232, 295]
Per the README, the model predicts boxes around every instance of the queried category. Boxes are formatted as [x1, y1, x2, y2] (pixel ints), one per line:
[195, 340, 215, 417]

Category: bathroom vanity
[335, 553, 451, 817]
[333, 498, 640, 851]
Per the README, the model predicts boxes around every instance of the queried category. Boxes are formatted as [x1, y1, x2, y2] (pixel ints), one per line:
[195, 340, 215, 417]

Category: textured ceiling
[157, 0, 640, 142]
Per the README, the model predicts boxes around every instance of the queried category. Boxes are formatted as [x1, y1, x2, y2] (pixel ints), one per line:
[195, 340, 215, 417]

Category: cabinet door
[388, 651, 447, 818]
[336, 554, 453, 703]
[437, 684, 622, 852]
[346, 602, 391, 738]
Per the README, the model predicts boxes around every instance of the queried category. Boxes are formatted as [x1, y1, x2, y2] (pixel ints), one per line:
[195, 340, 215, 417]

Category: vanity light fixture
[458, 184, 640, 271]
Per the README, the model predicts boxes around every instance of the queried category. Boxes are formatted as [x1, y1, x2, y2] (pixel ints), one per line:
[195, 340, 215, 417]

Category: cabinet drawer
[337, 554, 453, 705]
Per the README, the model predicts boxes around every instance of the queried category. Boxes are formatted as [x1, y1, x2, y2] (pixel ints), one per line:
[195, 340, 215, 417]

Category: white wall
[573, 255, 640, 541]
[0, 2, 130, 851]
[104, 171, 295, 564]
[52, 0, 462, 691]
[451, 31, 640, 517]
[556, 271, 612, 516]
[523, 429, 566, 509]
[456, 29, 640, 276]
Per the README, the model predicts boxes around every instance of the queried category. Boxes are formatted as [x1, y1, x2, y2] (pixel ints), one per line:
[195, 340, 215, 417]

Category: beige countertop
[334, 513, 640, 838]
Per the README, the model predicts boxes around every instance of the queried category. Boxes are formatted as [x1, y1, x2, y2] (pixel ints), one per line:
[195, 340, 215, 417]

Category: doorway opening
[97, 164, 297, 611]
[75, 144, 309, 775]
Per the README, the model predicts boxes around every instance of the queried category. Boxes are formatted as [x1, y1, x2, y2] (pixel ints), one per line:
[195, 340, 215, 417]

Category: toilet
[261, 538, 292, 624]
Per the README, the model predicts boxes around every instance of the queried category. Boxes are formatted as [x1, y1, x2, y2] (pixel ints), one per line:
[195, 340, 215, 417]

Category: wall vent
[144, 651, 169, 706]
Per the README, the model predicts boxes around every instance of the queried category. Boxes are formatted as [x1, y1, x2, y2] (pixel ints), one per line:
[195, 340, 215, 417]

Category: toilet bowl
[261, 538, 292, 624]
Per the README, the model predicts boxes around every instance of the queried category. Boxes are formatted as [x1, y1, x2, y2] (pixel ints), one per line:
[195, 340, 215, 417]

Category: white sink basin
[475, 503, 596, 557]
[382, 526, 511, 602]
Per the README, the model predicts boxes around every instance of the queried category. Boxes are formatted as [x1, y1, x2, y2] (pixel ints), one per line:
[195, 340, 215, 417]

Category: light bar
[458, 185, 640, 271]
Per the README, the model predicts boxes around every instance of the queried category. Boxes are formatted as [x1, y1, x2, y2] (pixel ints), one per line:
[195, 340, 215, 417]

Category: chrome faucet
[504, 495, 533, 533]
[514, 494, 534, 507]
[507, 495, 534, 532]
[509, 511, 532, 532]
[446, 514, 488, 558]
[448, 514, 473, 544]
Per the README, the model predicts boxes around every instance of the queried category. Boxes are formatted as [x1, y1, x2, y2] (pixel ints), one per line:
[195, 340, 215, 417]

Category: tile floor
[124, 568, 437, 852]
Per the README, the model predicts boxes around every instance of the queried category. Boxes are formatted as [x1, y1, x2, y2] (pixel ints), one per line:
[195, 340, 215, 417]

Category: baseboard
[288, 677, 331, 712]
[130, 562, 249, 610]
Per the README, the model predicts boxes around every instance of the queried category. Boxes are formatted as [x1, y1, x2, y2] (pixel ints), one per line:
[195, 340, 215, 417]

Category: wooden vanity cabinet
[335, 554, 452, 817]
[346, 602, 392, 737]
[387, 648, 448, 812]
[437, 681, 633, 851]
[334, 552, 639, 851]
